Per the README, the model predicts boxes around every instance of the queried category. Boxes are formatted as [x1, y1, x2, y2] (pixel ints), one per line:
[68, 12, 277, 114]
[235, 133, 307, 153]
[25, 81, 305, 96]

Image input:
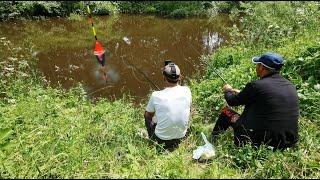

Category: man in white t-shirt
[144, 61, 192, 150]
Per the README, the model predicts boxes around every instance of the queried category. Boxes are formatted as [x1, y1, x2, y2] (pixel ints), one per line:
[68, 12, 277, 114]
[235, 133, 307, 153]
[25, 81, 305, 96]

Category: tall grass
[0, 1, 319, 178]
[190, 1, 319, 178]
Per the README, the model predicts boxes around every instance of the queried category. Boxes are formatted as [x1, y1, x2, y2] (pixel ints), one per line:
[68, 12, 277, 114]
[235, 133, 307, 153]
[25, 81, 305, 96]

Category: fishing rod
[204, 56, 228, 84]
[211, 68, 227, 84]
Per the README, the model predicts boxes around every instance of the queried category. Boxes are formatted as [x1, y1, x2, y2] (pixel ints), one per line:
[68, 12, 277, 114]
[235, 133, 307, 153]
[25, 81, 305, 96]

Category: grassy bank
[190, 1, 320, 177]
[0, 1, 319, 178]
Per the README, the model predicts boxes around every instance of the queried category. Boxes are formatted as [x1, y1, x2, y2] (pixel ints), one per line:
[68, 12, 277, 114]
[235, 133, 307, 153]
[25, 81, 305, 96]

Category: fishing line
[86, 85, 115, 96]
[120, 53, 159, 90]
[124, 57, 147, 84]
[166, 22, 200, 62]
[129, 53, 160, 90]
[119, 44, 161, 90]
[130, 65, 148, 85]
[118, 47, 147, 85]
[125, 46, 149, 84]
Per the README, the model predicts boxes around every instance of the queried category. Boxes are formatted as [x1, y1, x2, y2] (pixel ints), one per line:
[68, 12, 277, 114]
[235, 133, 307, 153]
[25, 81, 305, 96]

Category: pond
[0, 14, 232, 103]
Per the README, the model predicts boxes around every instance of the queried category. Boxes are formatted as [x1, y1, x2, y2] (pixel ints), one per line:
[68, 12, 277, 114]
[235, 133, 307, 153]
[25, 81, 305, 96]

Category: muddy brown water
[0, 14, 232, 103]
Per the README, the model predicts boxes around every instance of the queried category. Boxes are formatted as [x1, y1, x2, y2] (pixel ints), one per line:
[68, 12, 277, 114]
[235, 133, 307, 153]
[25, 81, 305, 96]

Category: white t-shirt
[146, 85, 192, 140]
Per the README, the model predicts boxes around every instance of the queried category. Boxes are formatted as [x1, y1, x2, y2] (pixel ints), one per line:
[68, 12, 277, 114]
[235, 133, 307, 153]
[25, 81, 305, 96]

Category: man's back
[146, 85, 191, 140]
[241, 73, 299, 148]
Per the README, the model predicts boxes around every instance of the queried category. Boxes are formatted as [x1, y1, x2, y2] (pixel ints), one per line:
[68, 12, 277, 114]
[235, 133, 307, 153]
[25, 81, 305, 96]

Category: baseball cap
[163, 63, 181, 81]
[252, 52, 284, 70]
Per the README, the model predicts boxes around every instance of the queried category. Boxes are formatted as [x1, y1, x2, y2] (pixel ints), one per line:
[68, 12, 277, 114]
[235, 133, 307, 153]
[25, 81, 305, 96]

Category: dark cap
[163, 63, 180, 80]
[252, 52, 284, 70]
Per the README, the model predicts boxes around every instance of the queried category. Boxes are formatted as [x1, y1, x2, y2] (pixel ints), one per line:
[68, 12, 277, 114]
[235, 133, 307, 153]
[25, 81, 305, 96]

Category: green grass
[0, 1, 319, 178]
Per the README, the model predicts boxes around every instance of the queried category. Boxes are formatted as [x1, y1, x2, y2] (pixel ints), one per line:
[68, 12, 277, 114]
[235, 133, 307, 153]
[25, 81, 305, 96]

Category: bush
[228, 2, 320, 49]
[19, 1, 63, 17]
[0, 1, 20, 20]
[285, 45, 320, 84]
[117, 1, 209, 17]
[0, 1, 233, 20]
[90, 1, 119, 15]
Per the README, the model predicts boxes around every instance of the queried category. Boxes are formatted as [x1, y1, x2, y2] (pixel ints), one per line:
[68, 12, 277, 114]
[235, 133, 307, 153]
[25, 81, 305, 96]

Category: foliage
[0, 1, 319, 179]
[0, 1, 118, 20]
[0, 1, 20, 20]
[19, 1, 63, 17]
[117, 1, 210, 18]
[284, 45, 320, 84]
[89, 1, 119, 15]
[0, 1, 242, 20]
[228, 1, 320, 49]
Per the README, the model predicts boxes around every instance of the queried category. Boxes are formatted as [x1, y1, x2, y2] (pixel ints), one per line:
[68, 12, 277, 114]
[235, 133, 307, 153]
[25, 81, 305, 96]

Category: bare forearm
[144, 111, 154, 120]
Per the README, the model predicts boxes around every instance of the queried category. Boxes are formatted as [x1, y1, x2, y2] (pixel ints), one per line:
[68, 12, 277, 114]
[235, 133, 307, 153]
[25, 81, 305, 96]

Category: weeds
[0, 1, 319, 178]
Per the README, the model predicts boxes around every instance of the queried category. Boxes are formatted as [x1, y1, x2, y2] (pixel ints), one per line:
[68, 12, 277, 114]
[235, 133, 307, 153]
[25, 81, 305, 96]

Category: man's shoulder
[256, 73, 293, 85]
[176, 85, 192, 95]
[180, 85, 191, 91]
[152, 86, 191, 97]
[151, 90, 161, 98]
[150, 89, 168, 98]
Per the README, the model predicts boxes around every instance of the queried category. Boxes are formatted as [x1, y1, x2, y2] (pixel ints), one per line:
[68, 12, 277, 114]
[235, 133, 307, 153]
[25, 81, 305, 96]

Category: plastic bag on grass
[192, 132, 215, 160]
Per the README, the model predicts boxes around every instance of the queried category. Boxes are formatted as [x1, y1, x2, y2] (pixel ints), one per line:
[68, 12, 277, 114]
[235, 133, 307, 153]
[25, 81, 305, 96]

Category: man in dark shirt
[211, 52, 299, 150]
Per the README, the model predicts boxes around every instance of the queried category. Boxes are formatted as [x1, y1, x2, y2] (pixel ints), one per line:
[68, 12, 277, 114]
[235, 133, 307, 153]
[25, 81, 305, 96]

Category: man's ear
[163, 76, 167, 82]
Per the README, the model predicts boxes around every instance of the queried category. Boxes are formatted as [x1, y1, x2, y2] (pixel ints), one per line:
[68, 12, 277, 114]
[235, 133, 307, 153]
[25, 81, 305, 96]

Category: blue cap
[252, 52, 284, 70]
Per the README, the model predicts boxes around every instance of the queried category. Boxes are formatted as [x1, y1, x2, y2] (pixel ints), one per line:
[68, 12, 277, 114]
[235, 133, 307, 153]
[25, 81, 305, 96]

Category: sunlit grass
[0, 1, 319, 178]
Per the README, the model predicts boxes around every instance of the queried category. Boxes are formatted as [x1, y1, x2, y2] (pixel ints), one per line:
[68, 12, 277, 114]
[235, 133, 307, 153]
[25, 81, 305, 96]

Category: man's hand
[233, 89, 240, 93]
[223, 84, 233, 92]
[223, 84, 240, 94]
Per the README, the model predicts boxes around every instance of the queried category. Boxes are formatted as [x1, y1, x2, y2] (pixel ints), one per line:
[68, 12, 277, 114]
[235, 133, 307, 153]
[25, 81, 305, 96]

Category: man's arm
[223, 83, 256, 106]
[145, 93, 155, 121]
[144, 111, 155, 120]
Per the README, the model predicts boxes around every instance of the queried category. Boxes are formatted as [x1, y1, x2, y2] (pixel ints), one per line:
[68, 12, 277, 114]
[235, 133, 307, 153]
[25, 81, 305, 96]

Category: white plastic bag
[192, 132, 216, 160]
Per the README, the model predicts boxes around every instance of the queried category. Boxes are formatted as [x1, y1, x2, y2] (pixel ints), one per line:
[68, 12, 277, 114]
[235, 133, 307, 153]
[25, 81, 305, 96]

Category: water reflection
[203, 32, 223, 54]
[0, 14, 232, 103]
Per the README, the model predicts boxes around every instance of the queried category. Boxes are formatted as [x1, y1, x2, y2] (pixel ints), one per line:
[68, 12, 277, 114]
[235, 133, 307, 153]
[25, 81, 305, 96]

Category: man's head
[162, 62, 181, 84]
[252, 52, 284, 78]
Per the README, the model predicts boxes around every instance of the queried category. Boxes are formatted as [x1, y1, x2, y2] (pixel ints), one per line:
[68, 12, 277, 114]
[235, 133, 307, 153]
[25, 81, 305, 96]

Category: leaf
[0, 128, 13, 141]
[0, 129, 15, 151]
[0, 141, 13, 149]
[127, 143, 136, 154]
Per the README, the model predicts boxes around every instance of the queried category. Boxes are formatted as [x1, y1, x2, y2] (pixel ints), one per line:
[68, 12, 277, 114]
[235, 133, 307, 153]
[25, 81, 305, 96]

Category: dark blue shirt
[225, 73, 299, 148]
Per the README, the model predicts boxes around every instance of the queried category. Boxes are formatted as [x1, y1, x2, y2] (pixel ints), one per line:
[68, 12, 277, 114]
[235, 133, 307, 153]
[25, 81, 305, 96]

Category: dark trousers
[211, 107, 251, 147]
[212, 107, 298, 150]
[145, 117, 183, 150]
